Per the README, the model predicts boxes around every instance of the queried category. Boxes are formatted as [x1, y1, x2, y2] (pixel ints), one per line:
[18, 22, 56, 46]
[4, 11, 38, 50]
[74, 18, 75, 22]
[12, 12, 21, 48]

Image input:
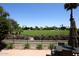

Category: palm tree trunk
[70, 9, 73, 19]
[68, 9, 78, 48]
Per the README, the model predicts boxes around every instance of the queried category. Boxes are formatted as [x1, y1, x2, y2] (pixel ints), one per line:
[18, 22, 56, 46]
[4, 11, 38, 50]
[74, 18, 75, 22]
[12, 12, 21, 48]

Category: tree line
[22, 25, 69, 30]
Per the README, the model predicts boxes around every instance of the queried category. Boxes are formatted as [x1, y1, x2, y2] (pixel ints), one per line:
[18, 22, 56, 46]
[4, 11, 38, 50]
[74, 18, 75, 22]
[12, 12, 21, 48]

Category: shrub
[77, 29, 79, 35]
[48, 43, 54, 50]
[34, 36, 40, 40]
[36, 44, 43, 50]
[24, 43, 30, 49]
[34, 35, 69, 40]
[0, 42, 7, 51]
[6, 43, 13, 49]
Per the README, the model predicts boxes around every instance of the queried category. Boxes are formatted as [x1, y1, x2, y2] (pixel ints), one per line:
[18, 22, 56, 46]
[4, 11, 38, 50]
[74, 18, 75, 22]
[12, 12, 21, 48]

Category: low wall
[3, 39, 68, 49]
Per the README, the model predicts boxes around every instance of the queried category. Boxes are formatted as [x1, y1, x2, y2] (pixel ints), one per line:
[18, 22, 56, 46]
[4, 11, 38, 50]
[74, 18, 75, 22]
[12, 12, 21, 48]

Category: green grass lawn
[21, 30, 69, 37]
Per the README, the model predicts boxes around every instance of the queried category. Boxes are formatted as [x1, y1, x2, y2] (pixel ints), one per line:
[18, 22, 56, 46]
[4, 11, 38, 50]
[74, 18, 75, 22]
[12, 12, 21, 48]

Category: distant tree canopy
[60, 24, 66, 30]
[22, 25, 69, 30]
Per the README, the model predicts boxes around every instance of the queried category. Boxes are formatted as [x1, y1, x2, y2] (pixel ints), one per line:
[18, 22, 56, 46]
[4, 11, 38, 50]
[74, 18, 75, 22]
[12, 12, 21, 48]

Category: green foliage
[60, 24, 66, 30]
[8, 19, 21, 35]
[0, 42, 7, 50]
[0, 24, 9, 41]
[36, 44, 43, 50]
[0, 6, 4, 13]
[6, 43, 13, 49]
[24, 43, 30, 49]
[0, 6, 10, 50]
[0, 8, 9, 42]
[22, 26, 67, 30]
[48, 43, 54, 50]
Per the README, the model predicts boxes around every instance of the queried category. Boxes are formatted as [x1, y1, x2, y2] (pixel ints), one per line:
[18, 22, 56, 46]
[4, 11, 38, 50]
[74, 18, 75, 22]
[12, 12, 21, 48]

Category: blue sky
[0, 3, 79, 28]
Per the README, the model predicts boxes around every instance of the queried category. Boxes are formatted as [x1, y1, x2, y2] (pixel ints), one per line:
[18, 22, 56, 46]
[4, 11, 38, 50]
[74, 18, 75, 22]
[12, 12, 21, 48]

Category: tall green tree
[64, 3, 79, 47]
[0, 6, 10, 41]
[0, 6, 10, 50]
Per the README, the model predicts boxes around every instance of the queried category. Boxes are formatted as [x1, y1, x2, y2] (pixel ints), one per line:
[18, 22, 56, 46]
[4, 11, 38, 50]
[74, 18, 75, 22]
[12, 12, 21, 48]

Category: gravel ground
[0, 49, 51, 56]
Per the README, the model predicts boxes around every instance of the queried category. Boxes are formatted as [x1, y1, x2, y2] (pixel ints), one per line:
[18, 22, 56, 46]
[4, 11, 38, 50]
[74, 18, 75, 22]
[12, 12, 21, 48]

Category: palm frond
[64, 3, 78, 11]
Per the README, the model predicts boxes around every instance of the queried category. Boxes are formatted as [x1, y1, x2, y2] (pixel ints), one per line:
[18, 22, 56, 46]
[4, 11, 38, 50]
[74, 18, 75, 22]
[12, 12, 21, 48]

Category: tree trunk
[70, 9, 73, 19]
[68, 9, 78, 48]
